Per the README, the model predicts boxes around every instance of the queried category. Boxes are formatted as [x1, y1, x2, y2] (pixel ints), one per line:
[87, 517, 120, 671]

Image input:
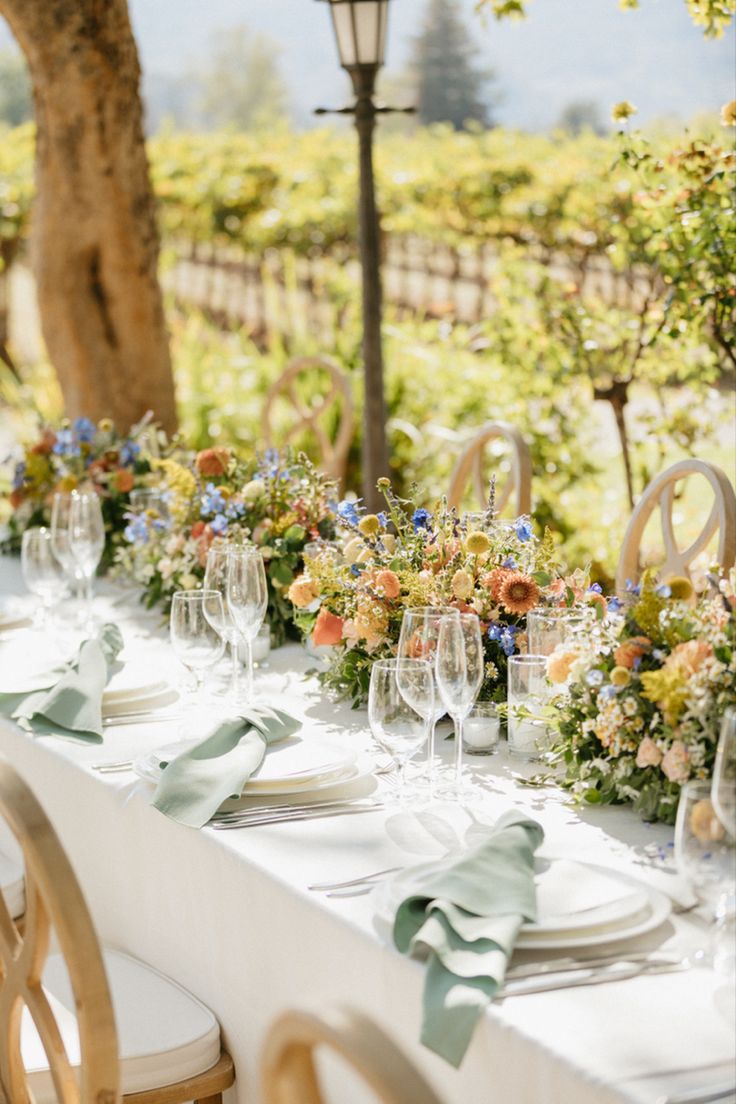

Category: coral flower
[374, 569, 401, 600]
[312, 607, 344, 647]
[114, 468, 135, 494]
[288, 576, 320, 609]
[546, 649, 577, 684]
[191, 520, 206, 539]
[30, 428, 57, 455]
[614, 635, 650, 669]
[498, 572, 540, 615]
[482, 567, 512, 603]
[660, 740, 690, 784]
[195, 447, 231, 477]
[636, 736, 662, 769]
[669, 639, 712, 676]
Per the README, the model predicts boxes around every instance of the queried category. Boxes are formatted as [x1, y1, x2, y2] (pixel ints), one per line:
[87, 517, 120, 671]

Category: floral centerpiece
[114, 446, 336, 645]
[287, 479, 607, 706]
[2, 415, 165, 569]
[547, 572, 736, 824]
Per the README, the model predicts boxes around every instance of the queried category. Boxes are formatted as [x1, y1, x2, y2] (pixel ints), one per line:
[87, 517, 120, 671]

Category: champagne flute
[50, 492, 84, 614]
[369, 658, 434, 805]
[170, 590, 226, 703]
[68, 489, 105, 628]
[713, 708, 736, 839]
[397, 607, 460, 790]
[435, 613, 484, 794]
[226, 548, 268, 704]
[21, 527, 67, 626]
[204, 545, 243, 704]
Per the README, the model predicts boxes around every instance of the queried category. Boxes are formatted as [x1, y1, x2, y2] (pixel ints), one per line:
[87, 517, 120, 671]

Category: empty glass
[713, 708, 736, 839]
[50, 492, 83, 603]
[68, 490, 105, 626]
[128, 488, 169, 522]
[435, 612, 484, 793]
[527, 607, 595, 656]
[170, 590, 226, 699]
[398, 606, 460, 790]
[507, 654, 551, 759]
[204, 546, 243, 704]
[369, 658, 434, 804]
[21, 528, 66, 626]
[226, 548, 268, 704]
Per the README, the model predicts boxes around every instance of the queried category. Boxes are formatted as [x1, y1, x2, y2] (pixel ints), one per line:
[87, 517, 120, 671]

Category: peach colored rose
[689, 799, 726, 843]
[190, 520, 206, 539]
[546, 649, 577, 684]
[374, 569, 401, 600]
[660, 740, 690, 784]
[669, 639, 712, 675]
[614, 636, 650, 669]
[636, 736, 663, 769]
[312, 607, 344, 647]
[115, 468, 135, 494]
[451, 569, 474, 601]
[288, 576, 320, 609]
[195, 447, 232, 477]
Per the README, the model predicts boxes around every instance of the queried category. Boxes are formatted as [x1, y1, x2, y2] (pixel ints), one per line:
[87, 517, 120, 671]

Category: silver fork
[308, 866, 402, 892]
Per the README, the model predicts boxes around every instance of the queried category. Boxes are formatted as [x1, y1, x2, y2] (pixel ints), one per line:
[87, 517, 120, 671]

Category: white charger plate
[373, 860, 671, 951]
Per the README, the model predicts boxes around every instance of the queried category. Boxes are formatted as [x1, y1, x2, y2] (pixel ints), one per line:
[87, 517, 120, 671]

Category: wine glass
[713, 708, 736, 839]
[21, 527, 67, 626]
[435, 613, 484, 794]
[226, 548, 268, 704]
[397, 607, 460, 790]
[170, 590, 226, 704]
[50, 492, 85, 614]
[675, 779, 736, 972]
[68, 490, 106, 627]
[368, 658, 434, 805]
[204, 546, 243, 704]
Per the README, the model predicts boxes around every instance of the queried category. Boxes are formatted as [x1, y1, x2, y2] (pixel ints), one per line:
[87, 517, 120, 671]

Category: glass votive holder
[463, 701, 500, 756]
[526, 607, 594, 657]
[507, 654, 551, 759]
[251, 624, 271, 665]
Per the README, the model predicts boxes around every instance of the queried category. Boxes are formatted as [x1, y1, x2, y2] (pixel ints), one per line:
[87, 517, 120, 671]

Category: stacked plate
[374, 856, 671, 949]
[133, 736, 373, 802]
[102, 663, 179, 718]
[0, 600, 32, 635]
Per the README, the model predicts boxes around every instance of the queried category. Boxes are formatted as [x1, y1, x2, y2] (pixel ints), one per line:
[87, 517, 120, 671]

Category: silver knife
[506, 950, 683, 980]
[210, 802, 384, 829]
[501, 958, 688, 997]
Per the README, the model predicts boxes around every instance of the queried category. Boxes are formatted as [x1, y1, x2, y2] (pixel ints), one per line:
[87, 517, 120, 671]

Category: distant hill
[2, 0, 733, 131]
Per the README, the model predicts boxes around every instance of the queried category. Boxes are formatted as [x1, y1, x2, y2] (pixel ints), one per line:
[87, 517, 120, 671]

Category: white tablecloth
[1, 557, 734, 1104]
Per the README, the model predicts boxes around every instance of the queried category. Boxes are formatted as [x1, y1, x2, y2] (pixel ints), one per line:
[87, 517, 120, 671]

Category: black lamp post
[317, 0, 411, 511]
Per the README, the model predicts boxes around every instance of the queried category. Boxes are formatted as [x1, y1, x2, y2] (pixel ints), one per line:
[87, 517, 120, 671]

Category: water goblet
[369, 658, 434, 806]
[21, 527, 67, 626]
[68, 489, 105, 628]
[50, 491, 84, 614]
[226, 548, 268, 704]
[526, 606, 595, 657]
[169, 590, 226, 707]
[204, 545, 244, 704]
[435, 612, 484, 794]
[675, 779, 736, 973]
[398, 606, 460, 791]
[712, 707, 736, 839]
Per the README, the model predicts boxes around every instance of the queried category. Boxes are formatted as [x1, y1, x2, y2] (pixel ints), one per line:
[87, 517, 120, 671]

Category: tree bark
[0, 0, 177, 433]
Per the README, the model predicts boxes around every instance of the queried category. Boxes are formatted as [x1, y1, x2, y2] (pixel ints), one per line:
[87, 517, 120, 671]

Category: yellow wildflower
[466, 531, 491, 555]
[611, 100, 637, 123]
[667, 575, 694, 602]
[358, 514, 381, 537]
[721, 100, 736, 126]
[610, 665, 631, 687]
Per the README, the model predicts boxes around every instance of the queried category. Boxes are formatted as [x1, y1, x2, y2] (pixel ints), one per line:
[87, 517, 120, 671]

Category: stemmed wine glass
[170, 590, 226, 707]
[397, 607, 460, 790]
[435, 612, 484, 794]
[68, 490, 105, 628]
[204, 546, 244, 704]
[712, 708, 736, 839]
[368, 658, 434, 805]
[21, 527, 67, 626]
[50, 491, 84, 615]
[226, 548, 268, 705]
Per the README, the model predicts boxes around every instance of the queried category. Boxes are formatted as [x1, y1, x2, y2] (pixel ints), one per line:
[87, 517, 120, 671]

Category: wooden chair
[615, 459, 736, 593]
[0, 761, 234, 1104]
[447, 421, 532, 517]
[262, 356, 354, 488]
[261, 1007, 444, 1104]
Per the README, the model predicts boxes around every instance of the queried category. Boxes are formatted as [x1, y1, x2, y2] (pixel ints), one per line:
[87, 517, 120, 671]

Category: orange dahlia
[498, 572, 540, 615]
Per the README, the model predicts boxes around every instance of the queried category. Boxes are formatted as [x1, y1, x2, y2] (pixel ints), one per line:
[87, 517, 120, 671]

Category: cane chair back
[0, 762, 119, 1104]
[261, 1007, 444, 1104]
[262, 357, 354, 488]
[616, 459, 736, 592]
[447, 421, 532, 517]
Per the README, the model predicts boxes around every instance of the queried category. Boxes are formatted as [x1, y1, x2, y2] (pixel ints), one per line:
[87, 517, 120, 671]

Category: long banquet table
[0, 556, 735, 1104]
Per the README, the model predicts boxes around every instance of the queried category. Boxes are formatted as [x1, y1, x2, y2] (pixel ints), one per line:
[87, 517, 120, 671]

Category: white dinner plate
[373, 859, 671, 951]
[102, 687, 180, 718]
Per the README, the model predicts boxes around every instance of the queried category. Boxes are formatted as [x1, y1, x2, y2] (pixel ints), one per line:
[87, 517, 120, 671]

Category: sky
[1, 0, 734, 131]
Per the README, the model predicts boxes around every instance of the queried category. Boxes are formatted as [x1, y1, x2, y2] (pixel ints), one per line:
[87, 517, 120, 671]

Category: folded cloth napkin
[1, 624, 123, 743]
[393, 810, 544, 1068]
[151, 706, 302, 828]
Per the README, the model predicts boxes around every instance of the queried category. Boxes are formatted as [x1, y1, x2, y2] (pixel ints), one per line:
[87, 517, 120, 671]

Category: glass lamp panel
[329, 1, 389, 67]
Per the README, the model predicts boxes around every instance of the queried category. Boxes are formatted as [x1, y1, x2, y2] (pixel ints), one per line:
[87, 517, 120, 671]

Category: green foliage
[195, 25, 290, 131]
[479, 0, 735, 38]
[0, 49, 31, 128]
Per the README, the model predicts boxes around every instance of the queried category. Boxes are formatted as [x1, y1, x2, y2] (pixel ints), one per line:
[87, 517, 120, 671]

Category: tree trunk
[0, 0, 177, 433]
[594, 379, 634, 511]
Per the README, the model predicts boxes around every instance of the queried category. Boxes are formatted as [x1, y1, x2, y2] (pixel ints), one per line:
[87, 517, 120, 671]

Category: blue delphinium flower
[514, 519, 533, 543]
[588, 583, 603, 594]
[655, 584, 672, 598]
[377, 512, 388, 529]
[210, 514, 228, 536]
[586, 669, 604, 687]
[120, 440, 141, 467]
[487, 624, 502, 642]
[124, 515, 149, 544]
[201, 483, 227, 516]
[412, 508, 432, 531]
[337, 500, 360, 526]
[625, 579, 641, 597]
[73, 417, 96, 443]
[12, 462, 25, 492]
[350, 563, 362, 577]
[607, 596, 622, 612]
[258, 448, 281, 478]
[499, 628, 518, 656]
[226, 499, 245, 520]
[52, 429, 80, 458]
[599, 685, 617, 701]
[502, 555, 517, 570]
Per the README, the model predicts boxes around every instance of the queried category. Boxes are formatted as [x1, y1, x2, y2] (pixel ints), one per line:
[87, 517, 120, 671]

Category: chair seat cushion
[0, 848, 25, 919]
[23, 948, 222, 1099]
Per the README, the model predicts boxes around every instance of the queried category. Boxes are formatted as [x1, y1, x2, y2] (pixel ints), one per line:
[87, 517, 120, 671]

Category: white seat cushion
[0, 848, 25, 919]
[22, 948, 221, 1100]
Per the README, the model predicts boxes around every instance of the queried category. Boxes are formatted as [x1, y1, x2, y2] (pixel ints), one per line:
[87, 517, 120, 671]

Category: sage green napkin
[1, 624, 123, 743]
[151, 706, 301, 828]
[393, 810, 544, 1068]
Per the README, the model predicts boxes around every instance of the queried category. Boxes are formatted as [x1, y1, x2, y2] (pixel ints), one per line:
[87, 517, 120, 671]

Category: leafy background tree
[196, 25, 290, 132]
[413, 0, 495, 129]
[0, 46, 30, 125]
